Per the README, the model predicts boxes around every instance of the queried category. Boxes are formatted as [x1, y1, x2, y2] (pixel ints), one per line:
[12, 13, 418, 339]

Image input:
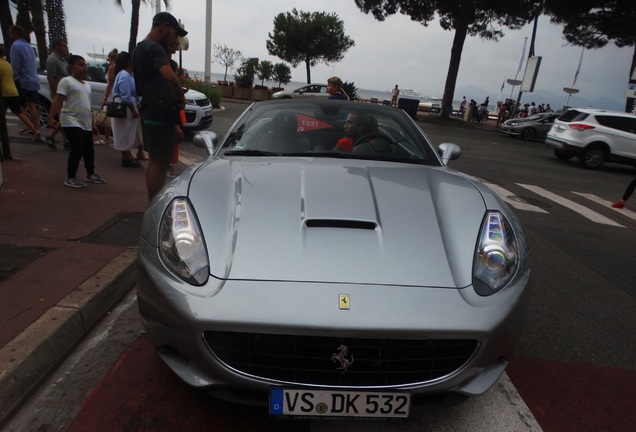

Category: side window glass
[596, 116, 622, 131]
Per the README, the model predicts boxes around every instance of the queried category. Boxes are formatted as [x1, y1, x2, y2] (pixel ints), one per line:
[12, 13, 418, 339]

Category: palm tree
[114, 0, 170, 54]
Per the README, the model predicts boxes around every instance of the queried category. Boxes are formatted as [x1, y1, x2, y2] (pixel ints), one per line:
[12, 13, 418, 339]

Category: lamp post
[204, 0, 213, 83]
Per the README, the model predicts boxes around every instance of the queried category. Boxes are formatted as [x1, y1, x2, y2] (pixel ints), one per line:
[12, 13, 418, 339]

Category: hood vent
[305, 219, 377, 230]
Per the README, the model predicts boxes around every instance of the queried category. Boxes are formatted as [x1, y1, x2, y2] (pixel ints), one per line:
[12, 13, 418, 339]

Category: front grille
[203, 332, 478, 387]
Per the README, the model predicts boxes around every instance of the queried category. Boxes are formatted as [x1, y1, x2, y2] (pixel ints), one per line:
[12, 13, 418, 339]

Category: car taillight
[568, 123, 595, 131]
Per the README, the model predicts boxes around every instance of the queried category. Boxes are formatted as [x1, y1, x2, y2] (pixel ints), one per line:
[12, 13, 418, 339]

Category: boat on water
[387, 87, 423, 98]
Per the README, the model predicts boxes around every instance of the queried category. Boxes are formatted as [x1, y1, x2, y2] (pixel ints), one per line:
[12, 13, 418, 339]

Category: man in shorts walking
[9, 25, 42, 141]
[132, 12, 187, 201]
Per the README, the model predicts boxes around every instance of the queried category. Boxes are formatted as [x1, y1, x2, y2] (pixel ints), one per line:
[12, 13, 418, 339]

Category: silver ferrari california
[136, 99, 531, 419]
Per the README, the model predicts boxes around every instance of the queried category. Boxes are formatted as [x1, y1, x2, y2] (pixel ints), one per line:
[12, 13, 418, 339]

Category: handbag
[93, 110, 110, 127]
[106, 98, 127, 118]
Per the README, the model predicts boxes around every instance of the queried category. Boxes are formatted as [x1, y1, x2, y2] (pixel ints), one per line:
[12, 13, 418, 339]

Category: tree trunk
[0, 0, 14, 53]
[46, 0, 68, 44]
[128, 0, 141, 54]
[305, 58, 311, 84]
[440, 2, 474, 118]
[626, 45, 636, 113]
[29, 0, 48, 71]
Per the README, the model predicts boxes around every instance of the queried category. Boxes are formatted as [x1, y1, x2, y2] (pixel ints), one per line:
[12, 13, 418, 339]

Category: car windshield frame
[217, 100, 441, 165]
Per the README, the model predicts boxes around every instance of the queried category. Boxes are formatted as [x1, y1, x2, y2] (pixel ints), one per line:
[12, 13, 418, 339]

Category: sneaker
[85, 174, 106, 184]
[611, 200, 625, 209]
[45, 136, 57, 150]
[64, 177, 86, 188]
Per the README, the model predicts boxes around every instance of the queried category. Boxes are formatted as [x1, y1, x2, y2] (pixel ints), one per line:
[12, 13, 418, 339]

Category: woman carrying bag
[110, 51, 142, 167]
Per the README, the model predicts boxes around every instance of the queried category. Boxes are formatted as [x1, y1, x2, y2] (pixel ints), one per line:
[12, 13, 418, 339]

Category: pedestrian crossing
[483, 182, 636, 227]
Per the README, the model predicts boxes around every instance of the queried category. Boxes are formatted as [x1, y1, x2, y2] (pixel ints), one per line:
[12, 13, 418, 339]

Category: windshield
[220, 100, 439, 164]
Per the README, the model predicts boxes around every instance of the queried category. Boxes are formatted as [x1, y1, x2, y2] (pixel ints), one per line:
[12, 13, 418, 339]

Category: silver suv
[546, 108, 636, 169]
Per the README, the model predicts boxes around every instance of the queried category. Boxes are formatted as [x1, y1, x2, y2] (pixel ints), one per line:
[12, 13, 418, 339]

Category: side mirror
[192, 131, 218, 156]
[437, 142, 462, 165]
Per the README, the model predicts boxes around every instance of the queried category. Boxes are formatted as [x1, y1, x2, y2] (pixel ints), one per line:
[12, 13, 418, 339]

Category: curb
[0, 248, 138, 426]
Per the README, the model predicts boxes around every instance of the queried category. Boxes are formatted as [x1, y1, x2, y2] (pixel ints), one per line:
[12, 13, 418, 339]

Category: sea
[191, 71, 464, 107]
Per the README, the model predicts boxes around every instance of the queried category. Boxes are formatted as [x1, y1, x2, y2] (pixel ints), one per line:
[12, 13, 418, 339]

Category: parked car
[546, 108, 636, 169]
[136, 99, 531, 419]
[272, 83, 329, 99]
[35, 75, 212, 131]
[500, 112, 559, 141]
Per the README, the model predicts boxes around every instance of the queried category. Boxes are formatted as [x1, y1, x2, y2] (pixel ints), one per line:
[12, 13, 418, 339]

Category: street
[3, 102, 635, 431]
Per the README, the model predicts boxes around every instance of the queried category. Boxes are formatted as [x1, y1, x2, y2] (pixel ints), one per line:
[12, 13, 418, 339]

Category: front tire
[579, 145, 606, 169]
[27, 95, 51, 129]
[521, 128, 537, 141]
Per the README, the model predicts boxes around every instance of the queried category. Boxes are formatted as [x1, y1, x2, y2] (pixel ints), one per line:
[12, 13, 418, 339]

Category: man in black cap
[132, 12, 188, 201]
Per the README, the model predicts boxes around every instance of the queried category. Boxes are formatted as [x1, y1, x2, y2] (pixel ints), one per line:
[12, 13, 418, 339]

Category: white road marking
[573, 192, 636, 221]
[517, 184, 624, 227]
[483, 182, 548, 213]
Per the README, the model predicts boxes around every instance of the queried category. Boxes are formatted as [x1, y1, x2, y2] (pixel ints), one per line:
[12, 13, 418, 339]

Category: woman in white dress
[110, 51, 141, 167]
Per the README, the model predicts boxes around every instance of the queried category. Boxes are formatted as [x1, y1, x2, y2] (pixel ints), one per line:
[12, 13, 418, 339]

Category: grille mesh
[203, 332, 478, 387]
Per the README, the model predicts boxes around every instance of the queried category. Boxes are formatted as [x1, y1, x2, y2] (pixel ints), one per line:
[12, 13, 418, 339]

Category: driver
[335, 111, 378, 152]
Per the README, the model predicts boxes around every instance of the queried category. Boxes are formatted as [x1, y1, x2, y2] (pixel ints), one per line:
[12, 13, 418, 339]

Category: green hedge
[181, 77, 222, 108]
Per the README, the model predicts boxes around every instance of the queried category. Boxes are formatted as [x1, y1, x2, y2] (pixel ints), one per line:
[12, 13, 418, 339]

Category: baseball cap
[152, 12, 188, 37]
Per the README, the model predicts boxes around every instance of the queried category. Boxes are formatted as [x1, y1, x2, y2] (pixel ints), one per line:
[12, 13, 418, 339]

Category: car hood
[188, 158, 487, 288]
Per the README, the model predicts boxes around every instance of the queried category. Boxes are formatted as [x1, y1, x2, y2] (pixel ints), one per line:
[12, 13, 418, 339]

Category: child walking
[48, 55, 106, 188]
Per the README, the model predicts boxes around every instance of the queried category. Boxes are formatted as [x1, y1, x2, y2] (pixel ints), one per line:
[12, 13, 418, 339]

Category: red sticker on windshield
[297, 114, 334, 132]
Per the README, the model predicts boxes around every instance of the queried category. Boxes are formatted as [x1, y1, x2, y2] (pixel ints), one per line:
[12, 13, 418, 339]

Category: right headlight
[158, 197, 209, 286]
[473, 211, 519, 296]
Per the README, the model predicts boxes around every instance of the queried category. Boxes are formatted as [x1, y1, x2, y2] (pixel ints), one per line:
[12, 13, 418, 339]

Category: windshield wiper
[308, 151, 358, 159]
[223, 149, 279, 156]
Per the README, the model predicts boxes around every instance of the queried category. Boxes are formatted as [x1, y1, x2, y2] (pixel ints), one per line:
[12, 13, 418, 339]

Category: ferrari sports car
[136, 99, 531, 419]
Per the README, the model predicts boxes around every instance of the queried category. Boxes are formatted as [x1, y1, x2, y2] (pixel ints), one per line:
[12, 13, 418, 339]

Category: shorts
[15, 81, 39, 104]
[3, 96, 22, 115]
[141, 122, 176, 162]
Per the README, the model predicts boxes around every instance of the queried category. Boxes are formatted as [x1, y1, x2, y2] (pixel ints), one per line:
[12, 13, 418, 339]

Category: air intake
[305, 220, 377, 230]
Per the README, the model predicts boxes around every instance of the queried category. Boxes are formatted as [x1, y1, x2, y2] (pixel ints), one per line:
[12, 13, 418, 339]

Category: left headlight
[158, 197, 209, 286]
[473, 211, 519, 296]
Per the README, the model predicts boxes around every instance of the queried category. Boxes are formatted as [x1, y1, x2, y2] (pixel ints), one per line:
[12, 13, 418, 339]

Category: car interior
[223, 103, 432, 163]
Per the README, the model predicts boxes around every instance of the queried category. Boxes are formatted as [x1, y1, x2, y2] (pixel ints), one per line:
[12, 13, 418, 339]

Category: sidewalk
[0, 119, 147, 425]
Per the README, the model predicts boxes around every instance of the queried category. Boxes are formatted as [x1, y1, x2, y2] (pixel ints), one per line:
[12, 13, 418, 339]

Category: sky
[11, 0, 636, 107]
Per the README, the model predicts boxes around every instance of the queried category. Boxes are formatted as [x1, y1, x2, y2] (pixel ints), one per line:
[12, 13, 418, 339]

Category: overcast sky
[26, 1, 636, 105]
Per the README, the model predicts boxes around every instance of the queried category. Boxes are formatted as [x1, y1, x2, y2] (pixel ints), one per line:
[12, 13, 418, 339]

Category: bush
[181, 77, 222, 108]
[342, 81, 358, 101]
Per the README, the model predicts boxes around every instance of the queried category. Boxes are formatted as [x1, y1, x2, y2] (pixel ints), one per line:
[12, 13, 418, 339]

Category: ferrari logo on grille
[331, 344, 354, 373]
[339, 294, 350, 310]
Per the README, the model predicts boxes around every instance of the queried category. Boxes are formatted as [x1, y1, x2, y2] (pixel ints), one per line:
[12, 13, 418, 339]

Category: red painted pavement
[67, 338, 309, 432]
[507, 356, 636, 432]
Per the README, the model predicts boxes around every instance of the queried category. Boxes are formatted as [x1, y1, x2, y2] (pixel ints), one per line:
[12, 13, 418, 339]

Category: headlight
[158, 198, 209, 285]
[185, 98, 197, 106]
[473, 211, 518, 296]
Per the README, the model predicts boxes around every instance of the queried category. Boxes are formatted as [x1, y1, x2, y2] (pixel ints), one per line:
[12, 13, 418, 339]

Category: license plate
[269, 388, 411, 419]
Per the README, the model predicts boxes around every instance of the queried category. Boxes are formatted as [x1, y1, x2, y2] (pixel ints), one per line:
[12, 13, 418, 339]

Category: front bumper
[136, 240, 530, 407]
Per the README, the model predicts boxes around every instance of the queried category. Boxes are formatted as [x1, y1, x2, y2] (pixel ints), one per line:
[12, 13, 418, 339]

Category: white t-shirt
[57, 76, 93, 131]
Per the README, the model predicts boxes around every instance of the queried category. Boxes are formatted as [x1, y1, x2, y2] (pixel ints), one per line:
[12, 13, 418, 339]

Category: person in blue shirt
[327, 76, 349, 100]
[9, 25, 42, 141]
